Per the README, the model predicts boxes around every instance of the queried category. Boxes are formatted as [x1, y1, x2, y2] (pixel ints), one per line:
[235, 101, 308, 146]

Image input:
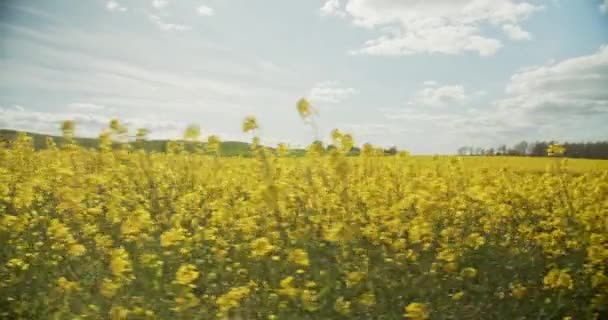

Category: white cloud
[502, 24, 532, 41]
[321, 0, 346, 17]
[498, 45, 608, 116]
[409, 84, 468, 107]
[423, 80, 438, 86]
[309, 81, 357, 103]
[106, 1, 127, 12]
[325, 0, 542, 56]
[386, 45, 608, 144]
[152, 0, 169, 9]
[601, 0, 608, 13]
[197, 5, 215, 17]
[149, 15, 191, 31]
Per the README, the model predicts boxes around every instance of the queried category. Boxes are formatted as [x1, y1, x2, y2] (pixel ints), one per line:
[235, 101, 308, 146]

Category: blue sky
[1, 0, 607, 153]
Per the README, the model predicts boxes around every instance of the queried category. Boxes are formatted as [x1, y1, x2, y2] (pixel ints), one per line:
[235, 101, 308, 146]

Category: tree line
[458, 141, 608, 159]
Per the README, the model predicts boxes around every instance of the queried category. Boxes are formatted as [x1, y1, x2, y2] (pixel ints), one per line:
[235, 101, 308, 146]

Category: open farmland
[1, 134, 607, 319]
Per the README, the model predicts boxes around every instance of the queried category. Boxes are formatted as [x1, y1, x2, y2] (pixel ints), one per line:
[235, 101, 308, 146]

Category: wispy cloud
[197, 5, 215, 17]
[309, 81, 357, 104]
[407, 84, 469, 108]
[152, 0, 169, 9]
[106, 1, 127, 13]
[502, 24, 532, 41]
[323, 0, 542, 56]
[149, 15, 191, 31]
[320, 0, 345, 17]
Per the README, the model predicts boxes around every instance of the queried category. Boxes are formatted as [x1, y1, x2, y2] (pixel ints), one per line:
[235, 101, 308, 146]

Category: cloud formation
[197, 5, 215, 17]
[149, 15, 191, 31]
[106, 1, 127, 12]
[497, 45, 608, 117]
[321, 0, 541, 56]
[309, 81, 357, 104]
[408, 84, 470, 107]
[152, 0, 169, 9]
[502, 24, 532, 41]
[385, 46, 608, 145]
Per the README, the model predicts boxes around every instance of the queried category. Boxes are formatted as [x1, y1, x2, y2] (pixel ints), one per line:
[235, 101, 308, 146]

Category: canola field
[1, 134, 607, 320]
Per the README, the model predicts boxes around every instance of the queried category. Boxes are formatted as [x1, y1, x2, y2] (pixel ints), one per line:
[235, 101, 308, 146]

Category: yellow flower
[110, 247, 132, 278]
[95, 234, 114, 252]
[404, 302, 430, 320]
[175, 264, 200, 286]
[510, 283, 527, 299]
[47, 219, 74, 244]
[334, 297, 351, 316]
[109, 305, 129, 320]
[250, 237, 275, 257]
[68, 243, 86, 257]
[174, 291, 201, 312]
[6, 258, 29, 271]
[461, 267, 477, 278]
[465, 233, 486, 249]
[277, 276, 298, 298]
[288, 249, 310, 267]
[100, 278, 121, 298]
[160, 228, 186, 247]
[216, 284, 253, 314]
[544, 268, 574, 290]
[346, 271, 366, 288]
[451, 291, 465, 301]
[358, 292, 376, 307]
[57, 277, 80, 293]
[301, 289, 318, 311]
[242, 116, 259, 133]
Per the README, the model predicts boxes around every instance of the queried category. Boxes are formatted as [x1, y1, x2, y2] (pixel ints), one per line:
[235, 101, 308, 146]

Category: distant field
[408, 155, 608, 172]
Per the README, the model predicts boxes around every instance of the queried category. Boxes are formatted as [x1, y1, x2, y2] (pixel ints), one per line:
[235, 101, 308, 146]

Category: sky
[0, 0, 607, 154]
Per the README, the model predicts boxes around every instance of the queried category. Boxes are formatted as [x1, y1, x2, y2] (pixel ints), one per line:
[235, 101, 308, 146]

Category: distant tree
[385, 146, 398, 156]
[513, 141, 529, 156]
[497, 145, 507, 155]
[530, 141, 549, 157]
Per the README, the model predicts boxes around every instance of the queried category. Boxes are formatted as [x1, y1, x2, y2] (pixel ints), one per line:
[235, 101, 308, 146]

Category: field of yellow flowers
[1, 130, 607, 319]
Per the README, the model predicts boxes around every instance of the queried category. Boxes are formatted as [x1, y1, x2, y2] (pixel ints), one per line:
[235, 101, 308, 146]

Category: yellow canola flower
[56, 277, 80, 293]
[160, 228, 186, 247]
[544, 268, 574, 290]
[6, 258, 29, 271]
[346, 271, 366, 288]
[451, 291, 465, 301]
[288, 249, 310, 267]
[175, 264, 200, 286]
[404, 302, 430, 320]
[216, 283, 254, 315]
[100, 278, 121, 298]
[277, 276, 298, 298]
[250, 237, 275, 257]
[110, 247, 132, 278]
[67, 243, 87, 257]
[334, 297, 351, 316]
[510, 283, 527, 299]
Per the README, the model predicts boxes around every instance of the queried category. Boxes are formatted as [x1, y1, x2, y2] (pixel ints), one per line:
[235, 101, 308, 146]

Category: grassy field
[1, 134, 607, 319]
